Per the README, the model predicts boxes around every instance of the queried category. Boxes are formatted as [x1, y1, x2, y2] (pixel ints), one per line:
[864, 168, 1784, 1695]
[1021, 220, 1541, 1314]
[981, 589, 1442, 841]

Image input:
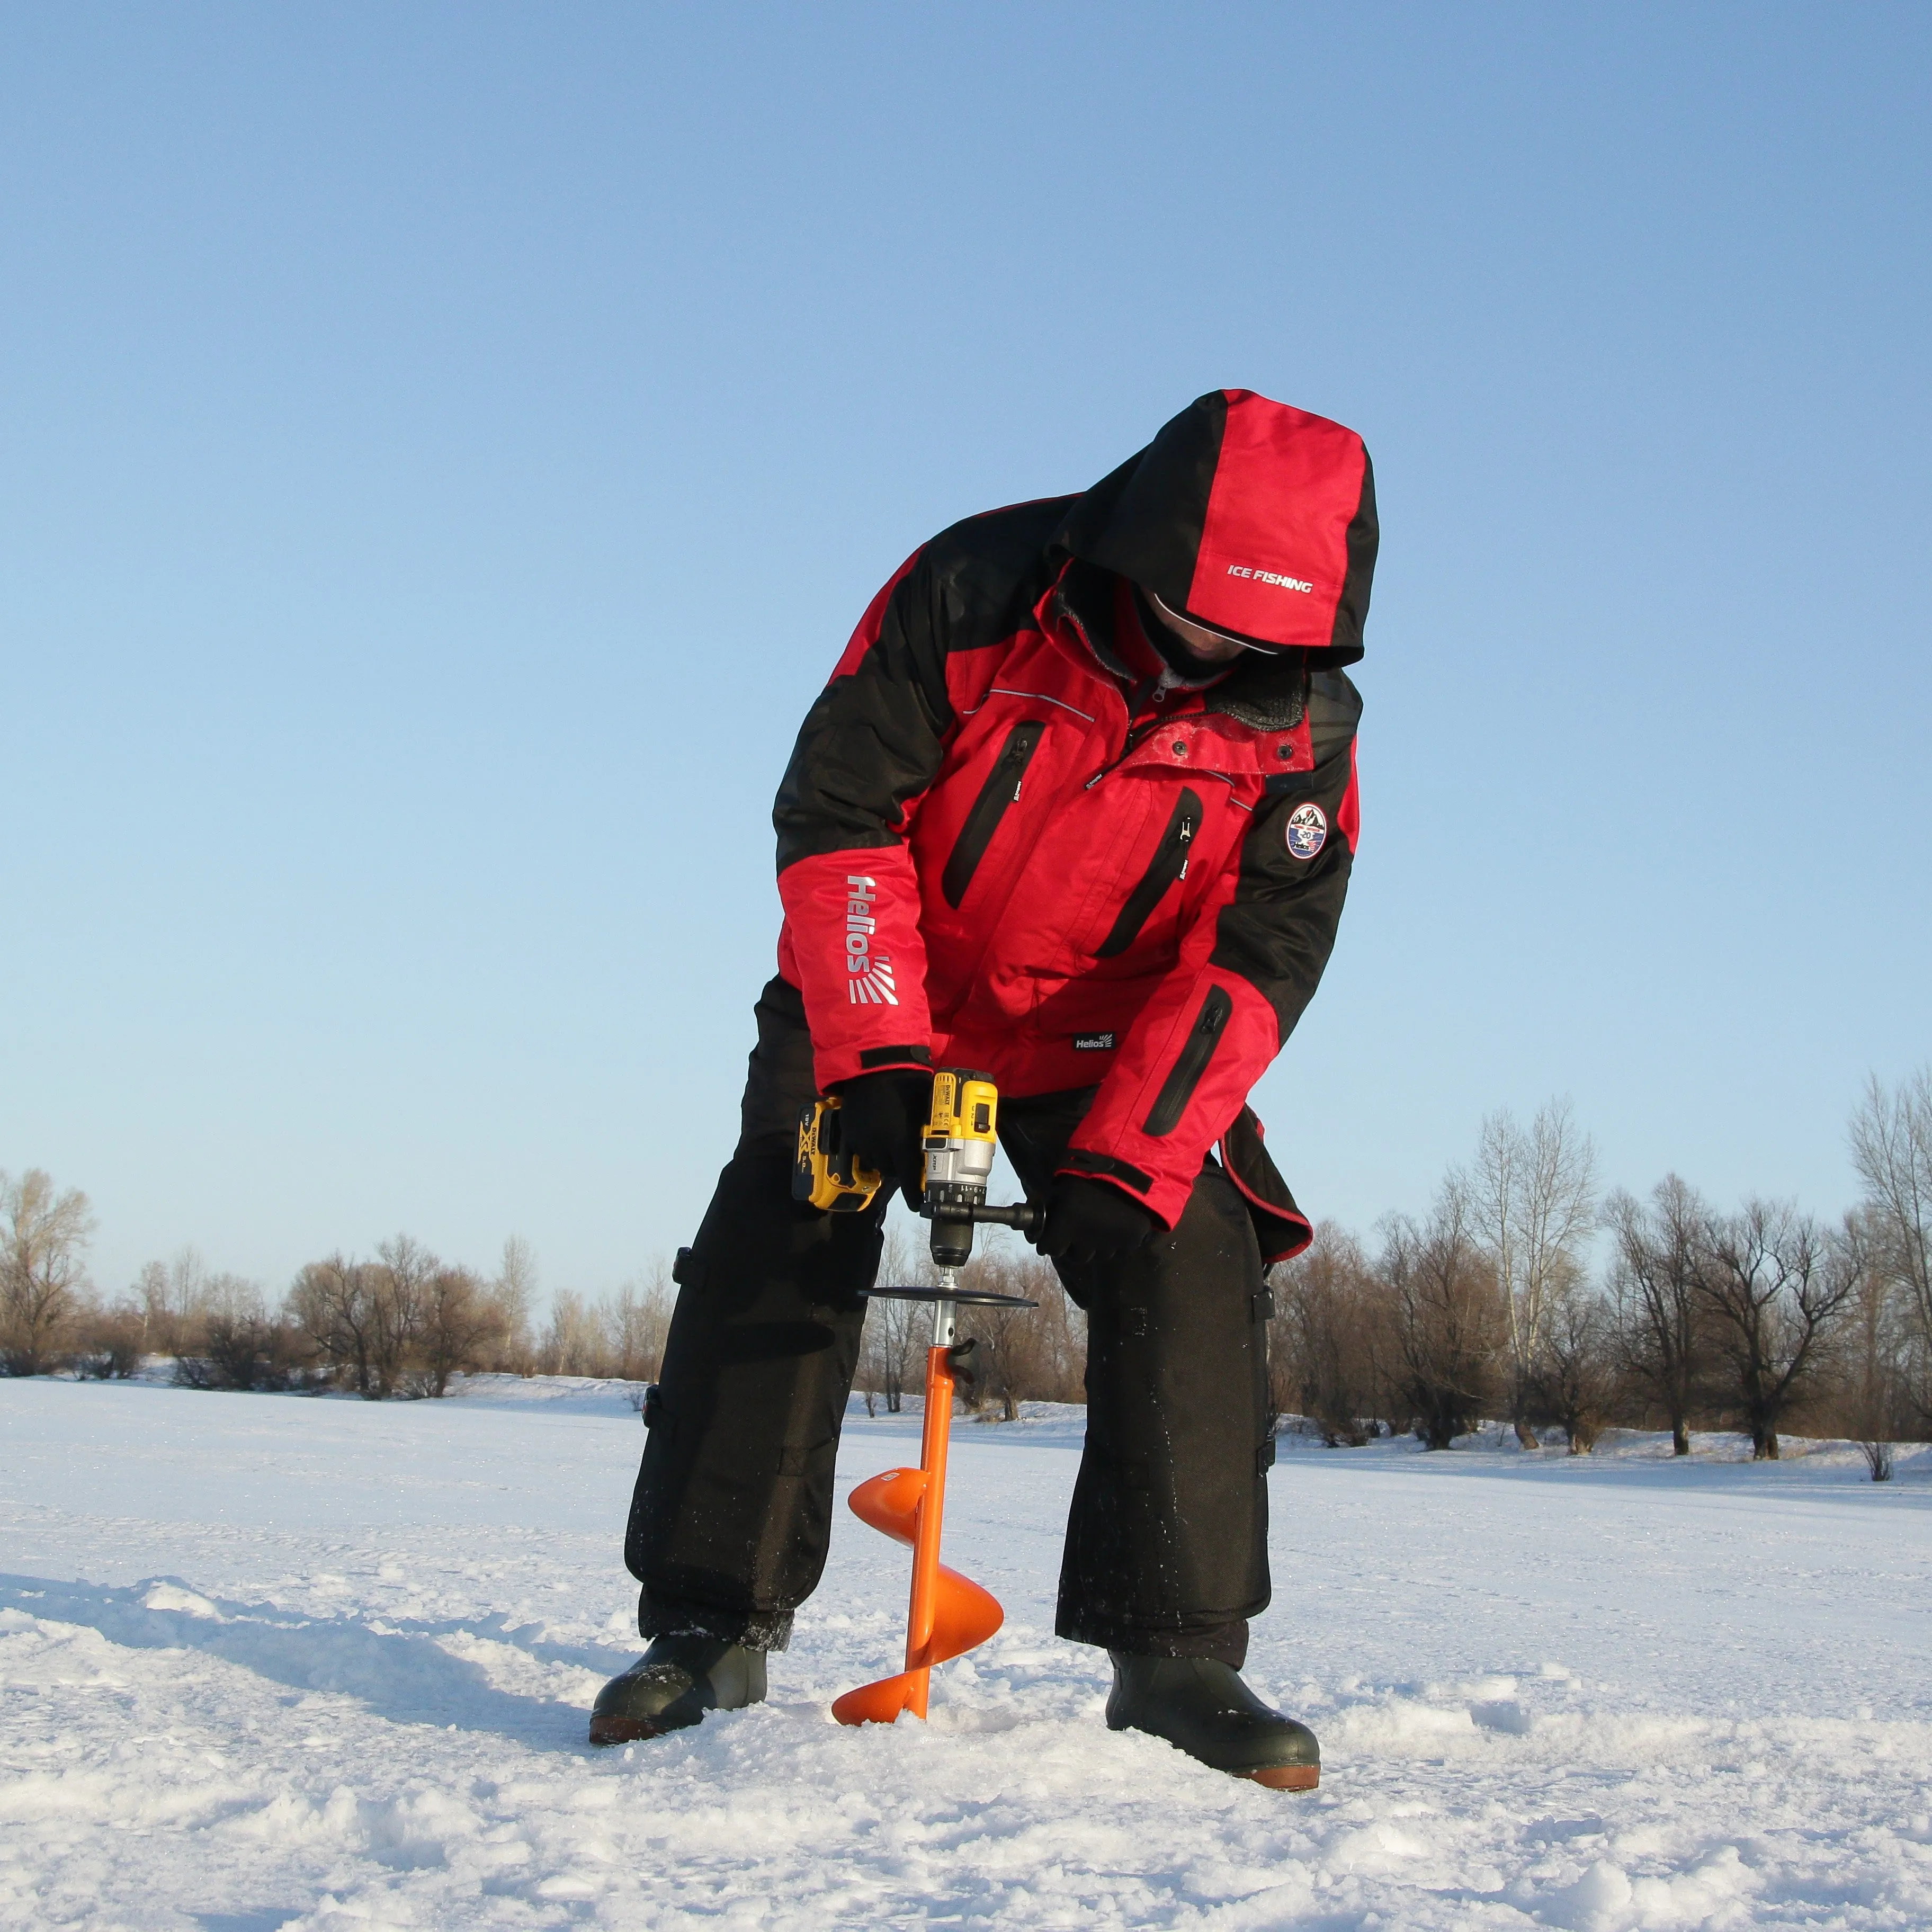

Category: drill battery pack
[792, 1096, 883, 1212]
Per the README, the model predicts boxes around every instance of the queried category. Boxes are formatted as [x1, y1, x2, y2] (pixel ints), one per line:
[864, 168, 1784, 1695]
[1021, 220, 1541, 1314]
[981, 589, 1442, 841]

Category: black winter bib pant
[623, 978, 1277, 1667]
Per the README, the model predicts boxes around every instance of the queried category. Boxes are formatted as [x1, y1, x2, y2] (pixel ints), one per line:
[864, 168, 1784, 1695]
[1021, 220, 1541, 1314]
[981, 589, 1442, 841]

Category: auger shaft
[902, 1283, 959, 1718]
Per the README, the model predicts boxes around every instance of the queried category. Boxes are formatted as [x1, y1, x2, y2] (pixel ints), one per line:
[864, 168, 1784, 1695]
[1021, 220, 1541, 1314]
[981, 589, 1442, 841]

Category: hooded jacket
[771, 390, 1376, 1257]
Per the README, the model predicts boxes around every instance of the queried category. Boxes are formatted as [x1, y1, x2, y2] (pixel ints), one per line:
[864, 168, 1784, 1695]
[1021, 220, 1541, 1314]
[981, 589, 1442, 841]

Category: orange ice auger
[823, 1071, 1039, 1727]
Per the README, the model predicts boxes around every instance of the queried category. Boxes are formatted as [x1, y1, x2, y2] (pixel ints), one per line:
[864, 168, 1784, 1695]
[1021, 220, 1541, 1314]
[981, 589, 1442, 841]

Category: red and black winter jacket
[773, 390, 1376, 1259]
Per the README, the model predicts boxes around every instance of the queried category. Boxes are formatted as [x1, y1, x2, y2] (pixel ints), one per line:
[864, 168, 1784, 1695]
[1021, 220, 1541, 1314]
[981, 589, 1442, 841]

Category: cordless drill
[792, 1069, 1042, 1259]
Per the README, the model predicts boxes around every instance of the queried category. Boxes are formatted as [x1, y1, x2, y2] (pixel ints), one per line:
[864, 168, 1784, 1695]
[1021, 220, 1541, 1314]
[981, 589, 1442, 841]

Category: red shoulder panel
[829, 545, 923, 683]
[1336, 739, 1361, 851]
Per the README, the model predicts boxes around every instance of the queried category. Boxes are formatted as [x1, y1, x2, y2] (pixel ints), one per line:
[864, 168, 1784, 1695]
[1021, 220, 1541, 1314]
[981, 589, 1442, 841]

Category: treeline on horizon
[0, 1219, 675, 1401]
[4, 1069, 1929, 1478]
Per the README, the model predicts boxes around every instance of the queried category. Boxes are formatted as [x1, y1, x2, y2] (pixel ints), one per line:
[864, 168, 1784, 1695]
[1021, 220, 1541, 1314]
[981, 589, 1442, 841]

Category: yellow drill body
[792, 1068, 1001, 1219]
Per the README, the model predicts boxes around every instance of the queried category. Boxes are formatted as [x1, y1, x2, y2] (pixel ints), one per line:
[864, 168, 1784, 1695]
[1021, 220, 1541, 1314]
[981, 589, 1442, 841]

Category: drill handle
[949, 1200, 1043, 1237]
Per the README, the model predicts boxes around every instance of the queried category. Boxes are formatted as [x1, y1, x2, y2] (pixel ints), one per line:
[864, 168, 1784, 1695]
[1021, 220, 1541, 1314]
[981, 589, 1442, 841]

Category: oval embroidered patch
[1284, 801, 1328, 860]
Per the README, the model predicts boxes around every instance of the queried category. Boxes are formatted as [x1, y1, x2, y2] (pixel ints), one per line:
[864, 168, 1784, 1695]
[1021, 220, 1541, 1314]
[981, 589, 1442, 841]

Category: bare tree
[287, 1239, 468, 1397]
[1606, 1176, 1706, 1454]
[412, 1266, 505, 1396]
[1834, 1207, 1907, 1480]
[1269, 1222, 1387, 1445]
[134, 1246, 214, 1356]
[491, 1235, 539, 1373]
[1534, 1277, 1617, 1453]
[289, 1253, 385, 1395]
[73, 1301, 147, 1379]
[863, 1293, 922, 1413]
[1849, 1067, 1932, 1418]
[1009, 1259, 1088, 1403]
[960, 1276, 1028, 1418]
[1691, 1200, 1854, 1459]
[1382, 1177, 1504, 1450]
[0, 1169, 97, 1375]
[1468, 1113, 1527, 1442]
[857, 1222, 932, 1414]
[951, 1242, 1083, 1418]
[179, 1276, 316, 1392]
[601, 1262, 676, 1381]
[540, 1289, 607, 1376]
[368, 1235, 433, 1393]
[133, 1260, 172, 1351]
[1469, 1101, 1598, 1448]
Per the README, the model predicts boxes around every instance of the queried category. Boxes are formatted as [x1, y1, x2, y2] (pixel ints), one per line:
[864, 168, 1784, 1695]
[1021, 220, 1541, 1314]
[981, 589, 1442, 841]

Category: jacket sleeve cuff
[1055, 1147, 1182, 1232]
[824, 1044, 935, 1088]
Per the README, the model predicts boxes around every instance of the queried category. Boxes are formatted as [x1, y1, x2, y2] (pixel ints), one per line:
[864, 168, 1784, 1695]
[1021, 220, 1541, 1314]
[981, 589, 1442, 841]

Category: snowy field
[3, 1376, 1930, 1930]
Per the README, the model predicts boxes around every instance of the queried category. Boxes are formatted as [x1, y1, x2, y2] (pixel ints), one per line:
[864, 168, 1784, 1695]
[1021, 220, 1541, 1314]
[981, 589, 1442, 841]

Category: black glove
[1033, 1175, 1159, 1268]
[829, 1070, 931, 1194]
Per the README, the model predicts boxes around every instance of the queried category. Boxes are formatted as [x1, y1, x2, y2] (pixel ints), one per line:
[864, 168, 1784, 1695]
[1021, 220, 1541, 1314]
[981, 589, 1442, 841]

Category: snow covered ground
[3, 1376, 1929, 1930]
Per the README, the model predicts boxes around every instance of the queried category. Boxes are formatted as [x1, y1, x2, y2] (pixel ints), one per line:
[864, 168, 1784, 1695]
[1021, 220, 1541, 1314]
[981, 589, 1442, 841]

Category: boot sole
[1240, 1764, 1320, 1792]
[588, 1713, 682, 1746]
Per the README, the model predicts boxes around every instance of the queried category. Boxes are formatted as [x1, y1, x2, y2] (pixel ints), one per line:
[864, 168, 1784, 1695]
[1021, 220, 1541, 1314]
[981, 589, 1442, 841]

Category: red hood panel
[1054, 388, 1378, 664]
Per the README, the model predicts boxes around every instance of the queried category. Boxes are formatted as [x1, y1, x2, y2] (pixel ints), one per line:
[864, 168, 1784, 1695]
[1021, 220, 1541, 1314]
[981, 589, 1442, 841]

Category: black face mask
[1130, 584, 1234, 681]
[1127, 583, 1312, 730]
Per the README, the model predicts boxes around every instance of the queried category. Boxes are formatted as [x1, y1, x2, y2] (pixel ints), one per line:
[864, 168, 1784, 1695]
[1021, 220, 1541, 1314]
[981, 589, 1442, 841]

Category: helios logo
[844, 875, 899, 1005]
[1227, 564, 1314, 594]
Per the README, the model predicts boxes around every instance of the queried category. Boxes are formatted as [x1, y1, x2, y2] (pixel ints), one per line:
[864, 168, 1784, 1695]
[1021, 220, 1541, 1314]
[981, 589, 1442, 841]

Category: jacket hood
[1053, 390, 1378, 666]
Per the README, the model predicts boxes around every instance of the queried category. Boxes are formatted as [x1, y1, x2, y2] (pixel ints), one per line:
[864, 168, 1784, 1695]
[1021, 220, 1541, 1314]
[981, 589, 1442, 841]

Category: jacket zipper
[940, 721, 1045, 909]
[1083, 719, 1164, 790]
[1142, 986, 1232, 1136]
[1094, 789, 1203, 959]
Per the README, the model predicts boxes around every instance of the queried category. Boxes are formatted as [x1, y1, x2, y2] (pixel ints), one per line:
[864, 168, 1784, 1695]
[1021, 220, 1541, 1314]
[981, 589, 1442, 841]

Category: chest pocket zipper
[1142, 985, 1232, 1136]
[1094, 788, 1203, 959]
[941, 720, 1046, 909]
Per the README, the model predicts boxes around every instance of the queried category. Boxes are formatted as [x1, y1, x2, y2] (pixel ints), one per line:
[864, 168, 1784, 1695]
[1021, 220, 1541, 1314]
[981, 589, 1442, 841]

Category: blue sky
[4, 3, 1928, 1302]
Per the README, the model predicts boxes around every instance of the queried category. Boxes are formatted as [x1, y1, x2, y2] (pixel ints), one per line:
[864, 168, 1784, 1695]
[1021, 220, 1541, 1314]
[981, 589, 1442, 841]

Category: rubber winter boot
[1106, 1652, 1320, 1791]
[587, 1634, 767, 1745]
